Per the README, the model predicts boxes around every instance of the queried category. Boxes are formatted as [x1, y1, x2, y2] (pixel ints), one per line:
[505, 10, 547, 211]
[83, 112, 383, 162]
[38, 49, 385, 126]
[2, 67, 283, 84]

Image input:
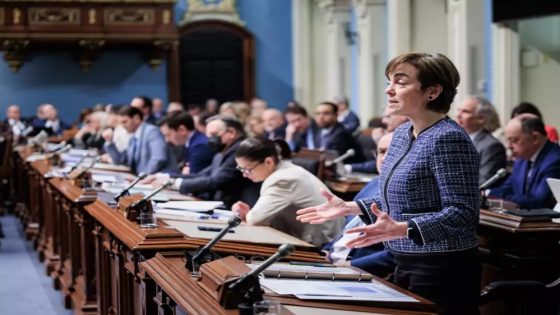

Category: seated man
[325, 132, 395, 277]
[103, 106, 175, 175]
[145, 116, 261, 208]
[333, 95, 360, 135]
[4, 105, 26, 136]
[33, 104, 71, 136]
[490, 114, 560, 209]
[456, 96, 507, 186]
[284, 105, 320, 152]
[262, 108, 286, 140]
[166, 112, 214, 174]
[313, 102, 365, 164]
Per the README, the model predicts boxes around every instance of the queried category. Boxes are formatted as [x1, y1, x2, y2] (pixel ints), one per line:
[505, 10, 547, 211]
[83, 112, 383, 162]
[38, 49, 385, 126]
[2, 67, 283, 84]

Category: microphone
[191, 216, 242, 263]
[68, 154, 90, 173]
[479, 168, 508, 190]
[129, 180, 172, 210]
[82, 156, 101, 173]
[229, 244, 295, 291]
[114, 173, 148, 202]
[325, 149, 355, 167]
[46, 141, 67, 153]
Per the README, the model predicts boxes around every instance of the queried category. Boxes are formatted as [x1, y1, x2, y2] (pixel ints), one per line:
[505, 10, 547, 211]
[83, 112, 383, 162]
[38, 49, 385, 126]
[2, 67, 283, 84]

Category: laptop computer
[546, 178, 560, 212]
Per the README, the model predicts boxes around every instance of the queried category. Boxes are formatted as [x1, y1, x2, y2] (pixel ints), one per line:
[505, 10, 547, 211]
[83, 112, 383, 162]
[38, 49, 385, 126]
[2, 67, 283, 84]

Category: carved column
[316, 0, 352, 99]
[386, 0, 410, 59]
[292, 0, 313, 109]
[492, 22, 520, 127]
[353, 0, 386, 123]
[447, 0, 486, 109]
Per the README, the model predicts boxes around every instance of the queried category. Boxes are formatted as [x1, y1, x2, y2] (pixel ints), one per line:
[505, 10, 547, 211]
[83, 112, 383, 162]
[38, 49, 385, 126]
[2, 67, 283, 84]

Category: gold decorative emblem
[13, 8, 21, 24]
[181, 0, 244, 26]
[162, 9, 171, 25]
[104, 8, 155, 25]
[88, 9, 96, 24]
[29, 8, 80, 25]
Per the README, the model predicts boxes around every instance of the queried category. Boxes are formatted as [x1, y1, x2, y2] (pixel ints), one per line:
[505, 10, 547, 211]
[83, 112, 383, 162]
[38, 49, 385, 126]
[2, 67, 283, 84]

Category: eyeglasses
[236, 161, 262, 175]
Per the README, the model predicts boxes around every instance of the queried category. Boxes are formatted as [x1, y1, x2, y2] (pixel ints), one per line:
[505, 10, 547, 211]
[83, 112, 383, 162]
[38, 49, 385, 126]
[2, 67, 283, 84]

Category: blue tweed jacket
[357, 118, 480, 254]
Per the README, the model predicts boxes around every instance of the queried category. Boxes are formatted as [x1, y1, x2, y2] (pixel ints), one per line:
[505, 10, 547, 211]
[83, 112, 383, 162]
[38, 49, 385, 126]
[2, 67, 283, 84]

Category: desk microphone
[325, 149, 355, 167]
[129, 181, 172, 209]
[68, 154, 90, 173]
[229, 244, 295, 291]
[191, 216, 242, 263]
[82, 156, 101, 173]
[479, 168, 508, 190]
[46, 141, 68, 153]
[114, 172, 148, 202]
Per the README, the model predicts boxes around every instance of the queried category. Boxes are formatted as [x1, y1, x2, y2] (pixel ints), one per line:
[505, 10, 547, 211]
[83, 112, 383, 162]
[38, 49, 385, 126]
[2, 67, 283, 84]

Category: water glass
[253, 300, 282, 315]
[139, 212, 158, 228]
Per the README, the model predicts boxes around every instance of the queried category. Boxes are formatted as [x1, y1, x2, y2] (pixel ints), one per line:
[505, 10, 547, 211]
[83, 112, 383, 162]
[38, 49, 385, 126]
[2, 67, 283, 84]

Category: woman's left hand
[231, 201, 250, 221]
[345, 203, 408, 248]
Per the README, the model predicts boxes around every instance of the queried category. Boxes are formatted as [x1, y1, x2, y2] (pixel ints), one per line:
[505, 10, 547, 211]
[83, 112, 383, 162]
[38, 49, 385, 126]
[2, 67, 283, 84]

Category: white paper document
[260, 279, 418, 302]
[157, 201, 224, 212]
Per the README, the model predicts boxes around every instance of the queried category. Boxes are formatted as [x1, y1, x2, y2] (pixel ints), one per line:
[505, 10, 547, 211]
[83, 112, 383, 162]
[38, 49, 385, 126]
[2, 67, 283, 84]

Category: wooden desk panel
[141, 252, 436, 315]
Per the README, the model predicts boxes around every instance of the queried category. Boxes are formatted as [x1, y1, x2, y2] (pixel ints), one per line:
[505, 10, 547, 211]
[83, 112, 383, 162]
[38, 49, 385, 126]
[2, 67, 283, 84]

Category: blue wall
[0, 0, 294, 121]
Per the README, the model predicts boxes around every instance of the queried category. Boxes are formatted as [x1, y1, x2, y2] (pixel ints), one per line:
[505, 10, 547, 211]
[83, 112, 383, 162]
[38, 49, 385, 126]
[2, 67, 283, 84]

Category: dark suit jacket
[290, 120, 320, 152]
[178, 137, 261, 208]
[490, 141, 560, 209]
[317, 123, 365, 164]
[264, 123, 287, 140]
[340, 110, 360, 134]
[31, 119, 71, 136]
[185, 130, 214, 174]
[472, 130, 507, 186]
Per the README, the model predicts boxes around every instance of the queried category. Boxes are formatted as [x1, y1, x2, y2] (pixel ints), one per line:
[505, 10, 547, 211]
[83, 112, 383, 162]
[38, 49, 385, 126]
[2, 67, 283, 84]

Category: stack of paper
[157, 201, 224, 212]
[260, 279, 418, 302]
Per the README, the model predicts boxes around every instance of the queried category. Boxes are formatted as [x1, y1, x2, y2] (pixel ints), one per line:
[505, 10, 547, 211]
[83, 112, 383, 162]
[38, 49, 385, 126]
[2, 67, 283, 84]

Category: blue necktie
[129, 137, 138, 173]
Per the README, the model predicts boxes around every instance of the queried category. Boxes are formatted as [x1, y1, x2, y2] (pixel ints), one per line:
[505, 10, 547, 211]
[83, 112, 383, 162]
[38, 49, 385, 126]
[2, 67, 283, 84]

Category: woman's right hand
[296, 188, 359, 224]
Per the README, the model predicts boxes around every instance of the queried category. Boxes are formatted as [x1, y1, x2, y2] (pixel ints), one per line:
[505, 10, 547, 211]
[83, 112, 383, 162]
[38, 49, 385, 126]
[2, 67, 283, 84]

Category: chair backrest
[292, 148, 329, 180]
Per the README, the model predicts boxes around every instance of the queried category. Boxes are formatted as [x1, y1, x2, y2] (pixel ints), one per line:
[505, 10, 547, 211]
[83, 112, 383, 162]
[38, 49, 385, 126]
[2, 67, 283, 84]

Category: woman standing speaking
[297, 52, 481, 315]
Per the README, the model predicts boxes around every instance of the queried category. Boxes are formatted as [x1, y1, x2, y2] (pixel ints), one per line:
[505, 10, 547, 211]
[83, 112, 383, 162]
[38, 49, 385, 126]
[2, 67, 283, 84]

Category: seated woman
[232, 138, 344, 247]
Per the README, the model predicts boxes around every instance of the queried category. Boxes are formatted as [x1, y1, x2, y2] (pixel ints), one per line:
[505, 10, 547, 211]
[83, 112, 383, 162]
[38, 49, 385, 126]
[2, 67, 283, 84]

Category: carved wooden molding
[104, 8, 154, 25]
[2, 39, 29, 72]
[29, 7, 80, 25]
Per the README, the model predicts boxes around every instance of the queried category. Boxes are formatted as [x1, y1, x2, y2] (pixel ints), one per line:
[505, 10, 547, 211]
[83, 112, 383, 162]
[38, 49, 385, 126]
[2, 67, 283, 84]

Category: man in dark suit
[34, 104, 71, 136]
[333, 95, 360, 135]
[131, 96, 158, 125]
[456, 96, 507, 186]
[490, 114, 560, 209]
[166, 112, 214, 174]
[313, 102, 365, 164]
[144, 116, 260, 208]
[262, 108, 286, 140]
[284, 105, 320, 152]
[4, 105, 26, 136]
[103, 106, 175, 175]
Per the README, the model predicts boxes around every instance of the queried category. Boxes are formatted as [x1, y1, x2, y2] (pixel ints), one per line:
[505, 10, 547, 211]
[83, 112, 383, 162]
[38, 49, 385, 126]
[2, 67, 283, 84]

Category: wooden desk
[85, 200, 325, 315]
[141, 252, 437, 315]
[478, 208, 560, 284]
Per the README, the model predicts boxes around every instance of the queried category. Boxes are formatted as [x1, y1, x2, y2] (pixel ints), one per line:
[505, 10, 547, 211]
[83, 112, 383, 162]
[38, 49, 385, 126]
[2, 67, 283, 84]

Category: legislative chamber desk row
[11, 145, 436, 315]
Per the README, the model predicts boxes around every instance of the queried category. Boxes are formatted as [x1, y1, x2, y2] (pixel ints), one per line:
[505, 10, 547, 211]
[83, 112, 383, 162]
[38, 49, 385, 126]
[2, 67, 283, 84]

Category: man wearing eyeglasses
[145, 116, 261, 208]
[489, 114, 560, 209]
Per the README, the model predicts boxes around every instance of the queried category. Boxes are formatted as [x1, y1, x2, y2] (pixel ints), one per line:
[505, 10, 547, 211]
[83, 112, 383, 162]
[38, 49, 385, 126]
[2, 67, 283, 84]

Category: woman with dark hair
[232, 137, 344, 247]
[297, 53, 481, 314]
[511, 102, 559, 143]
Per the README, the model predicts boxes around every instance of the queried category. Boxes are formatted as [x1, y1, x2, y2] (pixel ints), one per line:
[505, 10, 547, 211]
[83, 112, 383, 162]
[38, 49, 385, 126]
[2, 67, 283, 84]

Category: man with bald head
[262, 108, 286, 140]
[490, 114, 560, 209]
[33, 104, 71, 136]
[5, 105, 26, 136]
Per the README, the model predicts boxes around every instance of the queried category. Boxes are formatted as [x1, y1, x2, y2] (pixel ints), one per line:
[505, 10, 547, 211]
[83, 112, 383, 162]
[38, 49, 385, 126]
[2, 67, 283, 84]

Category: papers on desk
[26, 154, 47, 162]
[247, 263, 373, 281]
[163, 219, 314, 247]
[260, 278, 418, 302]
[91, 174, 119, 183]
[155, 209, 233, 222]
[157, 201, 224, 212]
[338, 172, 377, 183]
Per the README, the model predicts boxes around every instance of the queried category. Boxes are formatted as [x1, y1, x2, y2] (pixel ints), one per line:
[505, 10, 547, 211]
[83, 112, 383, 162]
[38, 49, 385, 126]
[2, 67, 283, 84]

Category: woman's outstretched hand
[344, 203, 408, 248]
[296, 188, 360, 224]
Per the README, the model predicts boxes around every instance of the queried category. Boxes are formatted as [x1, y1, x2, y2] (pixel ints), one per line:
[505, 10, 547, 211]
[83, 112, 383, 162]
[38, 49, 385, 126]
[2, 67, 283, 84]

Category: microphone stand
[185, 216, 242, 275]
[114, 173, 147, 202]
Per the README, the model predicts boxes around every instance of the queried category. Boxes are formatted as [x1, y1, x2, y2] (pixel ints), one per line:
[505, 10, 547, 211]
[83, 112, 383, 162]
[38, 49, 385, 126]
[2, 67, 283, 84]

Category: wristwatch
[406, 220, 423, 245]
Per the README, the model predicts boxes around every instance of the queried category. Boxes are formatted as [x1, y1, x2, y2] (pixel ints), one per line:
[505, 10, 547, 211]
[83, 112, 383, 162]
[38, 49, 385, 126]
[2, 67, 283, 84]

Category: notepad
[157, 201, 224, 212]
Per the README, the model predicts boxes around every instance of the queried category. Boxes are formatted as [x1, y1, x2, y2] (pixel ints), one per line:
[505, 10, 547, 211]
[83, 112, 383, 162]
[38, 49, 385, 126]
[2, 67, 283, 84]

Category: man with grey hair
[333, 95, 360, 134]
[5, 105, 26, 136]
[490, 114, 560, 209]
[456, 96, 506, 186]
[262, 108, 286, 140]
